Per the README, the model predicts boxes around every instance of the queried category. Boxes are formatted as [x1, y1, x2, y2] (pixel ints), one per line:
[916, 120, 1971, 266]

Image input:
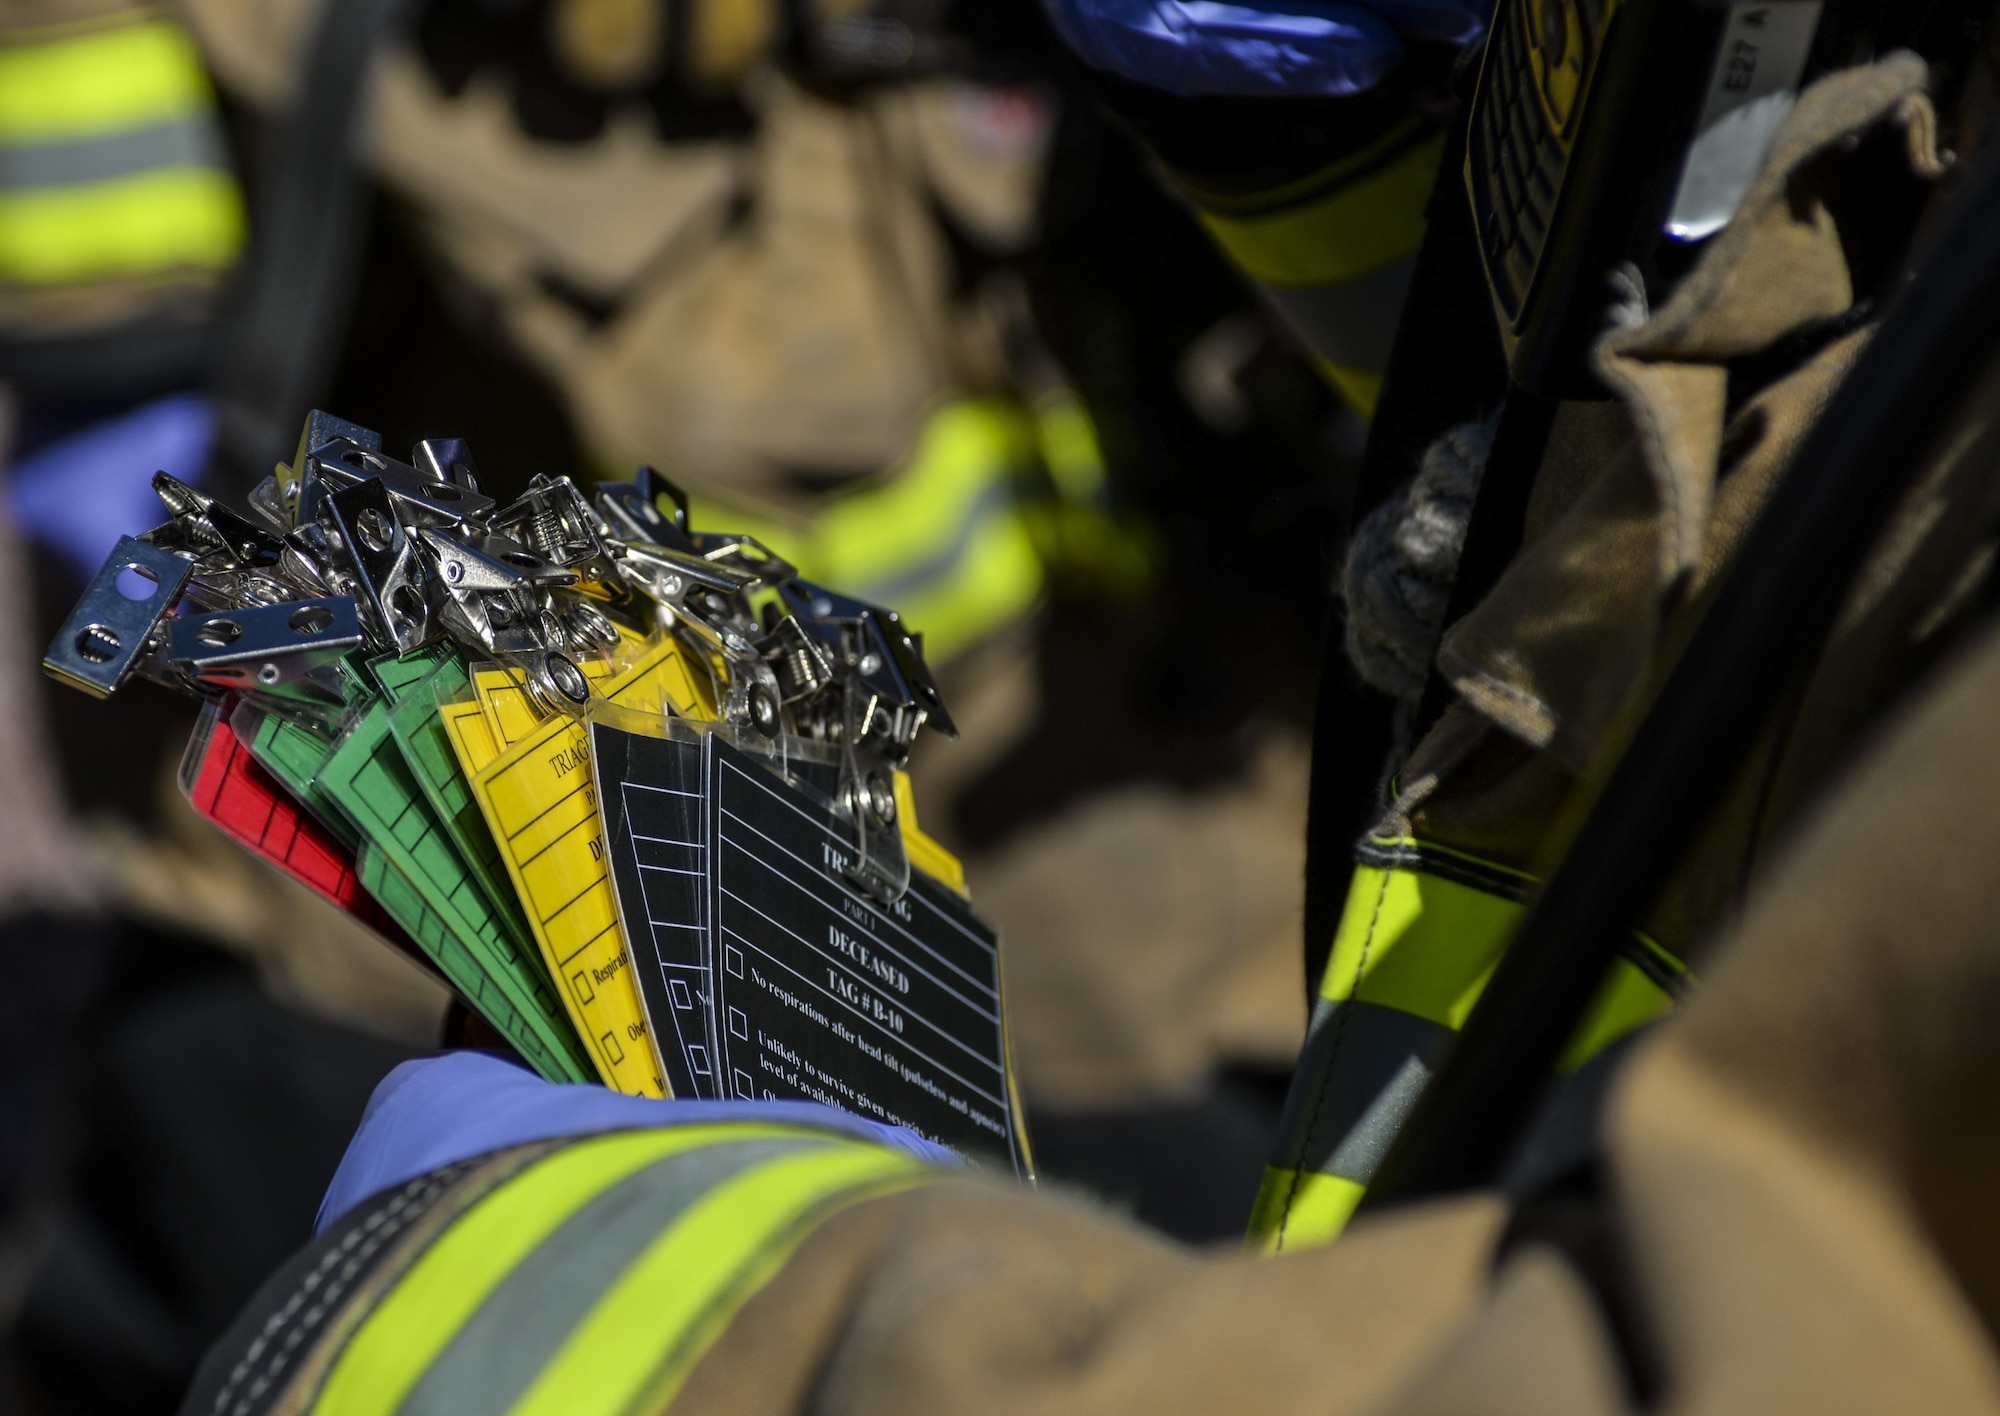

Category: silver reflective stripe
[1270, 997, 1454, 1183]
[1257, 257, 1416, 371]
[0, 116, 226, 192]
[394, 1136, 827, 1416]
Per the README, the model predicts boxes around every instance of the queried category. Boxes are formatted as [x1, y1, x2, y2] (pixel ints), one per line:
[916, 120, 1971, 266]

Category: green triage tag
[244, 708, 353, 848]
[251, 646, 593, 1085]
[353, 845, 587, 1084]
[384, 656, 530, 942]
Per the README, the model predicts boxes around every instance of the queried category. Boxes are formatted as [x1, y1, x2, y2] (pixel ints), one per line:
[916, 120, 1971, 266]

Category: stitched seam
[1352, 841, 1534, 903]
[210, 1158, 479, 1416]
[1617, 935, 1692, 998]
[1274, 865, 1393, 1254]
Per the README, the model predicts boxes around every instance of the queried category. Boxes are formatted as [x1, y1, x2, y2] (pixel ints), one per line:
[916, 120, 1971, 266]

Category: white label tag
[1666, 1, 1825, 241]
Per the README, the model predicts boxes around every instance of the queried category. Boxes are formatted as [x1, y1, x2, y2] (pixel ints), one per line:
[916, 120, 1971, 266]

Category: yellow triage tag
[894, 771, 966, 897]
[452, 638, 710, 1096]
[472, 657, 619, 744]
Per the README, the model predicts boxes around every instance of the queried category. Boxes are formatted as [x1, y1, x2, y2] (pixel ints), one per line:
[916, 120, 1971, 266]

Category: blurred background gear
[0, 1, 1401, 1407]
[170, 0, 1366, 1217]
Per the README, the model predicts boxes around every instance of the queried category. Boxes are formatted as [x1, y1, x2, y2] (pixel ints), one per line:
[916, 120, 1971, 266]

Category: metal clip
[45, 536, 195, 698]
[169, 596, 365, 699]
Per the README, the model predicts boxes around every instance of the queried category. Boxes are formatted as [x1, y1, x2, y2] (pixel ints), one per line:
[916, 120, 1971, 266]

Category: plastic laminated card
[593, 717, 1026, 1170]
[48, 412, 1028, 1173]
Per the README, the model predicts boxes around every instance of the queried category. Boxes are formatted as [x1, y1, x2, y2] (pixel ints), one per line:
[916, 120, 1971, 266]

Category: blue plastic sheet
[1043, 0, 1491, 98]
[316, 1051, 960, 1233]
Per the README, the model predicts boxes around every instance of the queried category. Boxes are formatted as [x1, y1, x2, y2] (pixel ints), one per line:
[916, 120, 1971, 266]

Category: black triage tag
[592, 720, 1025, 1173]
[593, 722, 717, 1101]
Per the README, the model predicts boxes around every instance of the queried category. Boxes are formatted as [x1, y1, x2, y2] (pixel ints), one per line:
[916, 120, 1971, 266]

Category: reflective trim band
[506, 1143, 928, 1416]
[314, 1128, 730, 1416]
[1556, 950, 1675, 1075]
[0, 17, 215, 141]
[311, 1125, 926, 1416]
[730, 401, 1046, 662]
[180, 1142, 573, 1416]
[1258, 257, 1415, 373]
[0, 115, 225, 191]
[1317, 360, 1384, 418]
[0, 165, 242, 282]
[1033, 388, 1108, 504]
[394, 1137, 821, 1416]
[1324, 859, 1522, 1025]
[1195, 132, 1445, 289]
[1246, 1166, 1363, 1259]
[1249, 849, 1683, 1253]
[1270, 997, 1454, 1181]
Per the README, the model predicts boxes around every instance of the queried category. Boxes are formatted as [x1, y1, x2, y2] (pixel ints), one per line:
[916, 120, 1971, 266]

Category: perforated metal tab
[44, 536, 194, 699]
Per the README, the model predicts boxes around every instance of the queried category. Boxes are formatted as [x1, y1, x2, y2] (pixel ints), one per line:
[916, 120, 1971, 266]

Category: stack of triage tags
[45, 411, 1028, 1173]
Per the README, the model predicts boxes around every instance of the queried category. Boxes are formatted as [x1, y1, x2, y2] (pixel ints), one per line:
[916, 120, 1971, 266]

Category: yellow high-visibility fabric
[311, 1126, 932, 1416]
[1247, 846, 1682, 1254]
[1317, 360, 1385, 419]
[0, 15, 213, 141]
[0, 12, 242, 285]
[0, 168, 240, 282]
[718, 400, 1047, 663]
[1194, 130, 1445, 290]
[509, 1145, 929, 1416]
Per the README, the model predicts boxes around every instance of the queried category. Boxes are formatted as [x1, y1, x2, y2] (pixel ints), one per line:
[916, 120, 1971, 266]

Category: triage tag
[456, 637, 708, 1096]
[387, 658, 532, 940]
[701, 734, 1026, 1171]
[315, 656, 594, 1085]
[471, 655, 618, 744]
[181, 699, 423, 970]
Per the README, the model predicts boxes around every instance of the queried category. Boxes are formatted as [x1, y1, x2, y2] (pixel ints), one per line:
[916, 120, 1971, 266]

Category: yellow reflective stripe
[508, 1144, 930, 1416]
[1325, 852, 1678, 1042]
[1033, 388, 1107, 504]
[1195, 132, 1445, 289]
[313, 1126, 819, 1416]
[728, 400, 1045, 661]
[0, 166, 242, 282]
[0, 16, 215, 142]
[809, 401, 1035, 568]
[1317, 360, 1384, 418]
[1248, 853, 1683, 1253]
[1246, 1166, 1364, 1258]
[1326, 861, 1519, 1026]
[1557, 955, 1676, 1075]
[876, 499, 1042, 662]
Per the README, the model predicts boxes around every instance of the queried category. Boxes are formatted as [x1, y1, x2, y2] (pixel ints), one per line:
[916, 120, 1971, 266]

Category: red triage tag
[183, 702, 434, 974]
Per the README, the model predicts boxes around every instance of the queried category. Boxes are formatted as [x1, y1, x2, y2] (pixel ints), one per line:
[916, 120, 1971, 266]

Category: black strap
[1299, 76, 1510, 1001]
[1362, 136, 2000, 1207]
[207, 0, 414, 498]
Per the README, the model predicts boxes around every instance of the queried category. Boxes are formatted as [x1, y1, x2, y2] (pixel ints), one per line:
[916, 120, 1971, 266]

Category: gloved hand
[316, 1051, 958, 1233]
[1040, 0, 1491, 98]
[4, 392, 214, 586]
